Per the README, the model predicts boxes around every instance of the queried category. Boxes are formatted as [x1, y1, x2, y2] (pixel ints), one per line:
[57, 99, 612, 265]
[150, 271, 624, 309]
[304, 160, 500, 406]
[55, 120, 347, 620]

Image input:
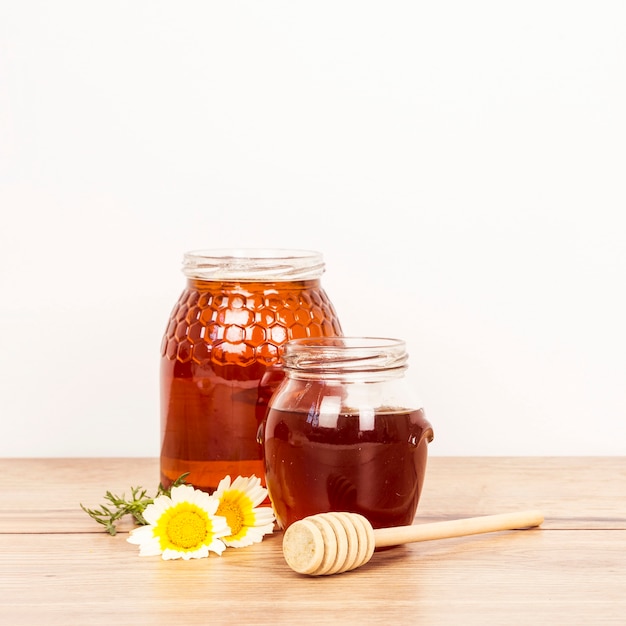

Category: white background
[1, 1, 625, 457]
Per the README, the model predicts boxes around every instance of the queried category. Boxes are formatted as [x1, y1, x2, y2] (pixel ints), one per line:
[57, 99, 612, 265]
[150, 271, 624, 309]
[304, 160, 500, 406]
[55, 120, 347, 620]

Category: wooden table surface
[1, 457, 625, 625]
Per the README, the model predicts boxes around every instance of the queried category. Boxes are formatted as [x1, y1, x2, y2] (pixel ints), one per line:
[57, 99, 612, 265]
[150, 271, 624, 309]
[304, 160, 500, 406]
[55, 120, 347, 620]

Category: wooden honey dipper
[282, 509, 544, 576]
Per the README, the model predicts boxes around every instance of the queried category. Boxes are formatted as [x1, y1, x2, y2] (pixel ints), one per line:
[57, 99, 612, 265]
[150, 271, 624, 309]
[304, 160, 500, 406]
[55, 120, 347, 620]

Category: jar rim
[182, 248, 325, 281]
[282, 337, 408, 373]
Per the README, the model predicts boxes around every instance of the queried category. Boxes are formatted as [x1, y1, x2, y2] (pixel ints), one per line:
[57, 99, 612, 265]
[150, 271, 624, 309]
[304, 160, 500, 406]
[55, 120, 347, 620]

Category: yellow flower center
[154, 503, 210, 551]
[167, 510, 207, 549]
[216, 499, 245, 536]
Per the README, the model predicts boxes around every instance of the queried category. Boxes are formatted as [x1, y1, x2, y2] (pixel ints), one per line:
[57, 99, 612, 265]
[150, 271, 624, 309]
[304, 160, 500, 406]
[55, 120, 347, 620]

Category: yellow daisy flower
[127, 484, 229, 560]
[214, 475, 276, 547]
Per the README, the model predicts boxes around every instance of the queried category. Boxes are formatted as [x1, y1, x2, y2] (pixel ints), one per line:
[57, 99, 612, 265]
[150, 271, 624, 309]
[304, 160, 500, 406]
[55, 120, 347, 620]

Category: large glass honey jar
[263, 337, 434, 530]
[160, 249, 343, 493]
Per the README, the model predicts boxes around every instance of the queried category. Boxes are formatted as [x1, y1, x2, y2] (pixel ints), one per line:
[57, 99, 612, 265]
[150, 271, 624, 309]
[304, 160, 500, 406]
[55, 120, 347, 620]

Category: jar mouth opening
[183, 248, 325, 281]
[283, 337, 408, 373]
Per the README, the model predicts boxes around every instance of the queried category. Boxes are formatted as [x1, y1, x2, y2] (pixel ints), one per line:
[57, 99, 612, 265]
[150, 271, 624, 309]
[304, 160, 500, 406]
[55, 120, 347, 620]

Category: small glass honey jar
[263, 337, 434, 530]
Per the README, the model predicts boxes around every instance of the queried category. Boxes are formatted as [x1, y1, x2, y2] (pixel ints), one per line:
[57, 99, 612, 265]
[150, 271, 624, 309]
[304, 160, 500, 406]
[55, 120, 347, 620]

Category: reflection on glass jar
[263, 337, 434, 530]
[160, 249, 343, 493]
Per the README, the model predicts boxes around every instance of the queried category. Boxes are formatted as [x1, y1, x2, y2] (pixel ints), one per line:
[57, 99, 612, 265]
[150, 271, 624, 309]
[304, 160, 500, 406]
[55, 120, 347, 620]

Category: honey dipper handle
[373, 510, 544, 548]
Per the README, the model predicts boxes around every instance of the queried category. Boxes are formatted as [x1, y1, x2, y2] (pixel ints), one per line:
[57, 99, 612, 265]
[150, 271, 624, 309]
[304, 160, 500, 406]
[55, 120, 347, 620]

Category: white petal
[247, 485, 269, 507]
[170, 484, 195, 504]
[256, 522, 276, 536]
[231, 475, 254, 492]
[162, 548, 183, 560]
[224, 524, 266, 548]
[138, 538, 163, 557]
[144, 495, 172, 524]
[185, 545, 209, 559]
[126, 525, 155, 545]
[192, 489, 218, 513]
[202, 495, 220, 516]
[211, 515, 231, 538]
[223, 529, 258, 548]
[251, 508, 276, 526]
[207, 538, 226, 555]
[214, 475, 232, 496]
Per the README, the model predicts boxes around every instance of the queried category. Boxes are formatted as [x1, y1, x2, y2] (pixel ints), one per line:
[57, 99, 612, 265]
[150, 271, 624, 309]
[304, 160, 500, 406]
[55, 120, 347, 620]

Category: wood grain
[1, 457, 625, 624]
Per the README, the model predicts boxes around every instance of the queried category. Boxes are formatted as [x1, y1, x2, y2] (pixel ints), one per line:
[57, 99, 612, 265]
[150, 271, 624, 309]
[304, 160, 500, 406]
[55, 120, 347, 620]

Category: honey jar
[263, 337, 434, 529]
[160, 249, 343, 492]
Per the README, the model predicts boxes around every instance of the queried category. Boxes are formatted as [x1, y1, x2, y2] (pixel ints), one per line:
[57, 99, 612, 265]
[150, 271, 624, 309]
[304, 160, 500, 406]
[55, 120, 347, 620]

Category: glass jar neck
[182, 249, 325, 282]
[185, 277, 322, 292]
[282, 337, 409, 382]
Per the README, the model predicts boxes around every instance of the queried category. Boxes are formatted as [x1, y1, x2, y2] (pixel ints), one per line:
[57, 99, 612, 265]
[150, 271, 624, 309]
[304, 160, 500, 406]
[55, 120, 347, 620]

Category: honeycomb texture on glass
[161, 282, 343, 368]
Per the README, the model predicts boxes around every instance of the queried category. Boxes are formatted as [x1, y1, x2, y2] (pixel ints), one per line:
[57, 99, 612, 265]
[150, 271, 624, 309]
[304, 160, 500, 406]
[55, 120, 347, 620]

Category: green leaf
[80, 474, 189, 535]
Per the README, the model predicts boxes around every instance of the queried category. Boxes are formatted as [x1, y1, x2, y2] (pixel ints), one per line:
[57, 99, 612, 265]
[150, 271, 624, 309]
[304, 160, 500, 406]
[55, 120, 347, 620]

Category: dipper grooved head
[282, 512, 375, 576]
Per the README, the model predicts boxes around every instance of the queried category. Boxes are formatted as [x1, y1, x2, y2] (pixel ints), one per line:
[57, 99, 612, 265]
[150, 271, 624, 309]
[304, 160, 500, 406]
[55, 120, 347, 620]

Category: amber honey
[263, 407, 432, 530]
[160, 262, 342, 493]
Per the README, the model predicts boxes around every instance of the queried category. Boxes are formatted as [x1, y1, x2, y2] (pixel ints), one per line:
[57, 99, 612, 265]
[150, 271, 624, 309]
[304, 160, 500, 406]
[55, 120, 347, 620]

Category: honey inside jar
[264, 406, 432, 529]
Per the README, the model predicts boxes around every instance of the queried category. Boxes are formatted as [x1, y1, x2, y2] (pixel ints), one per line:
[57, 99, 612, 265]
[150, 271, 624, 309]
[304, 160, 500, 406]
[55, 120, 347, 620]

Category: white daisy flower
[213, 475, 276, 548]
[127, 484, 229, 560]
